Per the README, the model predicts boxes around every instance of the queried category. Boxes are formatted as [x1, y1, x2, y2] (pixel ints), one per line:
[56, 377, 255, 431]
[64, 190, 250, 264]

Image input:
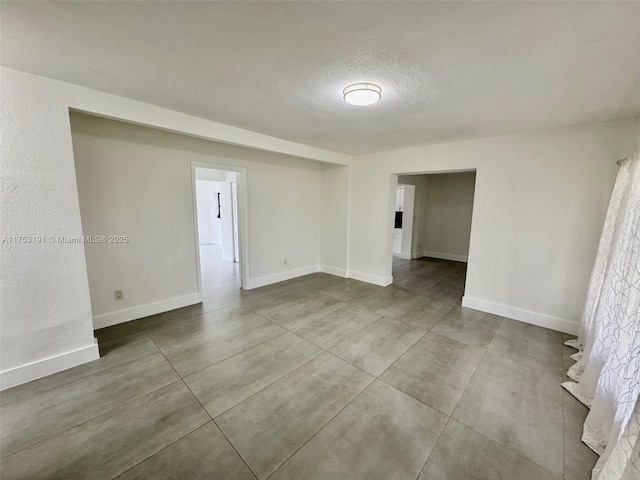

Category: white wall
[421, 172, 475, 261]
[351, 119, 639, 333]
[0, 69, 99, 389]
[397, 175, 428, 259]
[73, 119, 201, 322]
[219, 171, 237, 262]
[196, 180, 222, 245]
[399, 172, 475, 262]
[71, 112, 322, 327]
[398, 184, 415, 258]
[320, 164, 350, 277]
[0, 66, 342, 390]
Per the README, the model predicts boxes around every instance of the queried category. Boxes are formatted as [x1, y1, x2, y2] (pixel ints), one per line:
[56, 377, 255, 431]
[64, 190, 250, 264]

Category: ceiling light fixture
[343, 83, 382, 106]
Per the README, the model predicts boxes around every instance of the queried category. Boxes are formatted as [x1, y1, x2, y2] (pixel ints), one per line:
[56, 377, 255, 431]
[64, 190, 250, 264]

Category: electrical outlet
[114, 289, 124, 300]
[283, 259, 287, 266]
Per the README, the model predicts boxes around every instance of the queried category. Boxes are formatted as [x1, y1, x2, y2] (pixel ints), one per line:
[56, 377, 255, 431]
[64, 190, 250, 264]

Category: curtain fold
[562, 154, 640, 480]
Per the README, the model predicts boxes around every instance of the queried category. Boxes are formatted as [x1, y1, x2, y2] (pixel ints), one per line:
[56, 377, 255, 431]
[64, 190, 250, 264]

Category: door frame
[388, 168, 477, 288]
[191, 161, 250, 295]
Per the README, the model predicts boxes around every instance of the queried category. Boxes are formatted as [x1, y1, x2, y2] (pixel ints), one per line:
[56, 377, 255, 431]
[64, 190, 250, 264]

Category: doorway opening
[192, 163, 248, 296]
[391, 171, 477, 300]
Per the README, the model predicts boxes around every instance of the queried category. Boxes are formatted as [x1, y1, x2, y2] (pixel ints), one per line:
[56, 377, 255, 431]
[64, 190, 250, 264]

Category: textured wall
[1, 70, 96, 372]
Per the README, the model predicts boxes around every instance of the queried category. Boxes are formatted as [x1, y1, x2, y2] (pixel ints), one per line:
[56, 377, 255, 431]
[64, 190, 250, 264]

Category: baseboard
[0, 340, 100, 391]
[245, 265, 320, 289]
[422, 250, 468, 263]
[92, 293, 202, 330]
[393, 253, 412, 260]
[319, 265, 348, 278]
[461, 296, 579, 335]
[348, 270, 393, 287]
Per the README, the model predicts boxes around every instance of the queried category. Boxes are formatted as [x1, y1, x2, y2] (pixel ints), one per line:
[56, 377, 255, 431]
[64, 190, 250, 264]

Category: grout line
[210, 349, 325, 420]
[6, 259, 466, 473]
[112, 421, 216, 479]
[148, 333, 261, 479]
[0, 377, 186, 461]
[6, 334, 162, 400]
[413, 416, 453, 480]
[212, 418, 259, 480]
[264, 377, 376, 480]
[173, 329, 289, 380]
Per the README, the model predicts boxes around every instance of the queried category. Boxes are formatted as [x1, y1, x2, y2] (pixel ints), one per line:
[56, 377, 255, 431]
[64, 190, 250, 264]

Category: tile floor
[0, 252, 598, 479]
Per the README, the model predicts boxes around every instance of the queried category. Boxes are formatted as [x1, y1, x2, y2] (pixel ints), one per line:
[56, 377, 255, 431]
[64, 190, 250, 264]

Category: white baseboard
[348, 270, 393, 287]
[0, 340, 100, 391]
[461, 296, 579, 335]
[92, 293, 202, 330]
[246, 265, 320, 289]
[393, 253, 412, 260]
[421, 251, 468, 263]
[319, 265, 348, 278]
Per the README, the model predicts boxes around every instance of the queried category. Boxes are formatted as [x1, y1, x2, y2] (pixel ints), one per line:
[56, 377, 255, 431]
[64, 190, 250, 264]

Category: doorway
[192, 163, 249, 296]
[390, 171, 477, 299]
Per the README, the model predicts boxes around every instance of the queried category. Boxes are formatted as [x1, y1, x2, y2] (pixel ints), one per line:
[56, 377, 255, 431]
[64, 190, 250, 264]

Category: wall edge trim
[461, 296, 579, 335]
[319, 265, 349, 278]
[245, 265, 320, 289]
[92, 293, 202, 330]
[419, 250, 468, 263]
[0, 340, 100, 391]
[348, 270, 393, 286]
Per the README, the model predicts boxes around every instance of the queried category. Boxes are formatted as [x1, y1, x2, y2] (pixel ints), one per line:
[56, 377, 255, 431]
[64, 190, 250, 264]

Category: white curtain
[563, 153, 640, 480]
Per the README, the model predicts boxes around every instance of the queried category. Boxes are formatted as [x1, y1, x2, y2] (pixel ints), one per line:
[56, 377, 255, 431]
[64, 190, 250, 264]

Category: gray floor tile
[353, 285, 416, 315]
[236, 286, 318, 316]
[116, 422, 254, 480]
[0, 382, 209, 480]
[1, 332, 159, 406]
[393, 275, 438, 295]
[271, 380, 447, 480]
[329, 317, 425, 376]
[390, 266, 413, 283]
[298, 274, 355, 293]
[137, 294, 239, 331]
[419, 420, 560, 480]
[385, 292, 457, 330]
[323, 281, 383, 302]
[185, 332, 322, 417]
[147, 306, 262, 350]
[4, 256, 581, 479]
[262, 294, 340, 330]
[289, 302, 381, 349]
[488, 318, 564, 377]
[431, 306, 502, 347]
[1, 353, 179, 458]
[95, 319, 146, 343]
[215, 353, 373, 479]
[563, 391, 599, 480]
[380, 333, 484, 415]
[452, 353, 564, 475]
[161, 317, 285, 377]
[426, 279, 465, 301]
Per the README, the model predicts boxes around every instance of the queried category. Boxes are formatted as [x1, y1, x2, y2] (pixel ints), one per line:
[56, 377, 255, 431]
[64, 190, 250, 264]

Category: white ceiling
[2, 1, 639, 155]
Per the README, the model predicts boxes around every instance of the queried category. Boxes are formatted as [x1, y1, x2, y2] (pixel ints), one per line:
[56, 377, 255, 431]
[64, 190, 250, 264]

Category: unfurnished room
[1, 2, 639, 480]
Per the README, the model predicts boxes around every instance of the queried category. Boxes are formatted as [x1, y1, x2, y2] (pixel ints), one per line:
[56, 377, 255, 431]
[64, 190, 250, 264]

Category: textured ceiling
[2, 1, 639, 155]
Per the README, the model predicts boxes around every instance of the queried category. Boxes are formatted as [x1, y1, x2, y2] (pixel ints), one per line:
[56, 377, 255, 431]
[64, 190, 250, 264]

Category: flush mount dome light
[343, 83, 382, 106]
